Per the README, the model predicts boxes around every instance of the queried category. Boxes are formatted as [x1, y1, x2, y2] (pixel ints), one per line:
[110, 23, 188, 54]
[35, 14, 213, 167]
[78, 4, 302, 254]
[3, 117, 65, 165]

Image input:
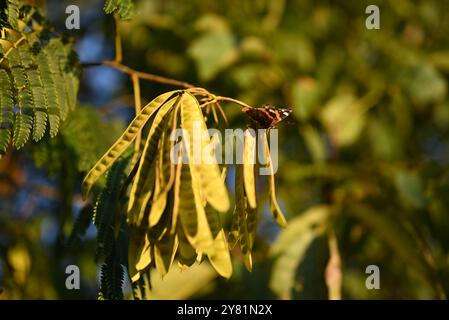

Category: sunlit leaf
[128, 230, 151, 282]
[181, 92, 230, 212]
[148, 263, 217, 299]
[154, 233, 178, 278]
[205, 205, 232, 278]
[263, 133, 287, 227]
[243, 129, 257, 209]
[82, 91, 180, 199]
[128, 95, 180, 225]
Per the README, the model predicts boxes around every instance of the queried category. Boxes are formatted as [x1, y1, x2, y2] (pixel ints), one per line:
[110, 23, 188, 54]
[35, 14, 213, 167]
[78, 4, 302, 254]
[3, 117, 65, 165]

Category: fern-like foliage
[67, 204, 94, 248]
[94, 158, 129, 260]
[32, 106, 125, 178]
[0, 69, 14, 154]
[95, 159, 129, 300]
[104, 0, 134, 20]
[0, 0, 19, 29]
[61, 107, 125, 172]
[0, 0, 80, 158]
[99, 246, 125, 300]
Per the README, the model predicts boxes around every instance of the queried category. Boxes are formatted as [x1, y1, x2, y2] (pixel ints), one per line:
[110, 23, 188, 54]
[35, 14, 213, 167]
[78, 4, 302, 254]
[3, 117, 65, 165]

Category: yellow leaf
[128, 230, 151, 283]
[154, 234, 178, 278]
[82, 91, 180, 199]
[171, 158, 183, 235]
[148, 110, 179, 227]
[148, 263, 217, 300]
[243, 251, 253, 272]
[246, 204, 258, 250]
[128, 95, 181, 225]
[263, 132, 287, 227]
[243, 129, 257, 209]
[148, 159, 168, 227]
[205, 205, 232, 278]
[228, 206, 241, 250]
[177, 154, 214, 251]
[176, 223, 197, 268]
[235, 163, 252, 271]
[181, 92, 230, 212]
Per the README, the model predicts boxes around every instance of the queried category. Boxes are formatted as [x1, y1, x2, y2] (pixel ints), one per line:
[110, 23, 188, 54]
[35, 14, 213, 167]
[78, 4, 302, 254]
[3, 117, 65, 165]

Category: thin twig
[82, 61, 254, 110]
[80, 25, 254, 111]
[215, 96, 253, 109]
[215, 102, 229, 126]
[0, 34, 26, 64]
[102, 60, 195, 89]
[211, 104, 219, 124]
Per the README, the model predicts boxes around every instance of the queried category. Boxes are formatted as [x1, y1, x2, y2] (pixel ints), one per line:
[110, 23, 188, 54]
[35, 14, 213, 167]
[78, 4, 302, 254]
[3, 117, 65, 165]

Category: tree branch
[80, 20, 255, 112]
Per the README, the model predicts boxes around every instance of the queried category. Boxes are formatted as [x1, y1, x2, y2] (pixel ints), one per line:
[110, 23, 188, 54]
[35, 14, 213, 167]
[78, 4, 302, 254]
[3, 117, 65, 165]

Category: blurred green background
[1, 0, 449, 299]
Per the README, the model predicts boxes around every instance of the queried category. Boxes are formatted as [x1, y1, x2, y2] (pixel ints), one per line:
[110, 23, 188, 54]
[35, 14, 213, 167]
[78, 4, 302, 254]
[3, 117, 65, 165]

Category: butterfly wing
[242, 106, 292, 128]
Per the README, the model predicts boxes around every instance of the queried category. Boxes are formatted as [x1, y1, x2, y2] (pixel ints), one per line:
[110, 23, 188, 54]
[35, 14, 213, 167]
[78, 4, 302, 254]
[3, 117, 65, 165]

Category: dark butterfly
[242, 105, 292, 129]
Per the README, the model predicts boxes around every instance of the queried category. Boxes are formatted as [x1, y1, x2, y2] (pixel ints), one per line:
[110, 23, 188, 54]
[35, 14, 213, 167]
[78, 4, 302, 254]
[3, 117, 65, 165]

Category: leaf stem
[215, 96, 253, 109]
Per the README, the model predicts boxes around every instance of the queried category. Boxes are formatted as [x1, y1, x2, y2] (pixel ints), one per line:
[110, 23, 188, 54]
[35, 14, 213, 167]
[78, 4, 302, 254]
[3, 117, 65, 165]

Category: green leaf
[0, 70, 13, 156]
[12, 113, 33, 149]
[104, 0, 134, 20]
[94, 158, 128, 260]
[6, 0, 19, 30]
[320, 94, 366, 148]
[35, 45, 62, 138]
[292, 77, 321, 120]
[45, 40, 71, 121]
[402, 64, 447, 105]
[0, 11, 80, 153]
[300, 124, 326, 163]
[188, 31, 237, 82]
[8, 48, 33, 149]
[17, 46, 47, 142]
[100, 248, 125, 300]
[269, 205, 329, 299]
[394, 169, 425, 209]
[67, 204, 94, 247]
[62, 106, 124, 172]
